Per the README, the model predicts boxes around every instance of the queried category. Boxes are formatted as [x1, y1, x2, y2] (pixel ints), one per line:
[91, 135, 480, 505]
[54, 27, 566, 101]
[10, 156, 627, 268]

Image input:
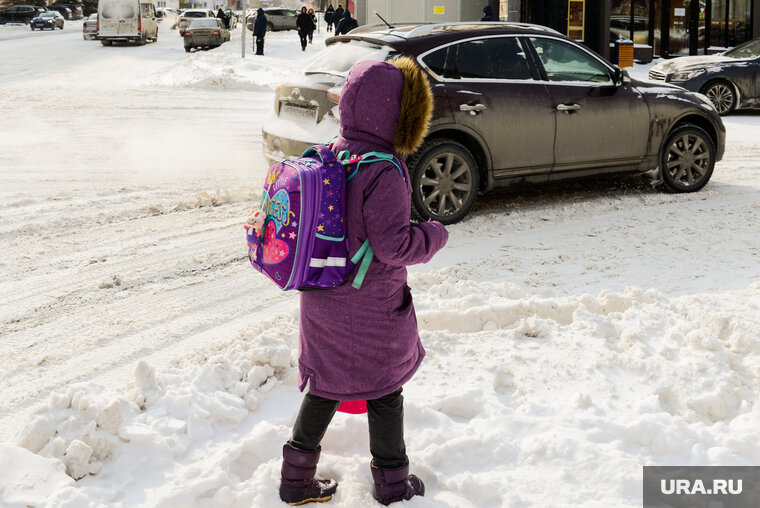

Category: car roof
[329, 22, 565, 53]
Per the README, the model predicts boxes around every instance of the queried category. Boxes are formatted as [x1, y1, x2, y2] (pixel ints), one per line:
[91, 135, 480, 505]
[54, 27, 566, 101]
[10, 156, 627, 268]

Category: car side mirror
[612, 66, 631, 86]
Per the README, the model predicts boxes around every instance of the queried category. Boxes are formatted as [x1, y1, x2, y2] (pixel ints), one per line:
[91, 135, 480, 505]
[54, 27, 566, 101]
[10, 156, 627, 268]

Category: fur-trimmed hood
[338, 58, 433, 155]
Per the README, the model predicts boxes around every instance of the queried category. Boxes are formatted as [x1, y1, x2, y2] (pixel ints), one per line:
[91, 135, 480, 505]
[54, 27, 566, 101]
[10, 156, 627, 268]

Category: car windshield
[102, 2, 136, 19]
[184, 11, 206, 17]
[189, 18, 217, 28]
[88, 13, 97, 19]
[724, 39, 760, 59]
[303, 40, 394, 77]
[39, 12, 56, 17]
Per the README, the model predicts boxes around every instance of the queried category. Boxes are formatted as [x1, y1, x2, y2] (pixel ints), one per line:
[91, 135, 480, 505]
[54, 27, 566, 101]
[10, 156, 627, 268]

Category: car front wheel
[660, 124, 715, 193]
[702, 80, 736, 115]
[408, 139, 479, 224]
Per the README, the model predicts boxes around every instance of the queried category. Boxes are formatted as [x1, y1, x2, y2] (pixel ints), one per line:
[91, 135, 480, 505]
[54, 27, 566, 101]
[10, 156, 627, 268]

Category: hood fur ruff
[390, 56, 433, 155]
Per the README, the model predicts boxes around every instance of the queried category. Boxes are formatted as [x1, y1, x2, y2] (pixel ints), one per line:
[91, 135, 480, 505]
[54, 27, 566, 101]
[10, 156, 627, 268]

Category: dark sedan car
[0, 5, 42, 24]
[262, 22, 725, 224]
[649, 38, 760, 115]
[31, 10, 65, 30]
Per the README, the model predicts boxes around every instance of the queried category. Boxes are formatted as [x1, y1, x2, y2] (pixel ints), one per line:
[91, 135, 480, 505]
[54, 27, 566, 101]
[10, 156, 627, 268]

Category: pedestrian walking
[307, 8, 317, 44]
[324, 3, 334, 32]
[296, 6, 314, 51]
[216, 8, 229, 28]
[333, 3, 344, 25]
[253, 7, 266, 55]
[480, 4, 498, 21]
[334, 8, 357, 35]
[277, 56, 446, 506]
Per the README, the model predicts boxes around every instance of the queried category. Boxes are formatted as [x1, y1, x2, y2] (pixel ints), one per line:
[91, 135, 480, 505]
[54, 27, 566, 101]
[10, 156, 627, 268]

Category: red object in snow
[337, 400, 367, 414]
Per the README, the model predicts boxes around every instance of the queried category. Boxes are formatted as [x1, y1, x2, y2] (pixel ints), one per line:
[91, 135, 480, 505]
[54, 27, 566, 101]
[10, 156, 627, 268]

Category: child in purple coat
[279, 58, 449, 505]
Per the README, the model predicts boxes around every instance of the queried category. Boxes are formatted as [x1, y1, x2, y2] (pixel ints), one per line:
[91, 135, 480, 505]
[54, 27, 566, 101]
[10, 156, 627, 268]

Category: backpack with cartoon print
[245, 144, 402, 291]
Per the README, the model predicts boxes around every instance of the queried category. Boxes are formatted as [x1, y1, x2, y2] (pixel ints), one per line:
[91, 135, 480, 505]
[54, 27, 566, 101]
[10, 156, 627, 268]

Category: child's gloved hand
[244, 208, 265, 237]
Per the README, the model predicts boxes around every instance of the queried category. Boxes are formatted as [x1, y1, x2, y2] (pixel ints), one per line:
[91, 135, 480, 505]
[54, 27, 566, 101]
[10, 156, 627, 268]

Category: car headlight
[668, 69, 705, 82]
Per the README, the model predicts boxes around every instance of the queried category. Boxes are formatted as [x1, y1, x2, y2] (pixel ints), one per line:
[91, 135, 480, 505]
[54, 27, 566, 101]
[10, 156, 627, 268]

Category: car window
[452, 37, 533, 80]
[190, 18, 218, 28]
[284, 10, 296, 17]
[185, 11, 206, 17]
[39, 12, 55, 17]
[421, 47, 448, 77]
[724, 39, 760, 59]
[140, 4, 151, 17]
[303, 40, 393, 77]
[530, 37, 612, 83]
[88, 13, 97, 19]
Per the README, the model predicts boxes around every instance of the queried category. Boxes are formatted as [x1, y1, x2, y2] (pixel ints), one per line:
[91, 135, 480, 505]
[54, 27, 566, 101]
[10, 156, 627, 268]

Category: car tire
[266, 22, 273, 31]
[408, 139, 480, 224]
[701, 80, 736, 116]
[659, 124, 715, 193]
[184, 46, 191, 52]
[101, 39, 112, 46]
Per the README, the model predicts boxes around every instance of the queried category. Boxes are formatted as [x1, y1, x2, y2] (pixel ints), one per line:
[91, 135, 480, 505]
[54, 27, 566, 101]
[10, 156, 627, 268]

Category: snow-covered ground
[1, 22, 759, 508]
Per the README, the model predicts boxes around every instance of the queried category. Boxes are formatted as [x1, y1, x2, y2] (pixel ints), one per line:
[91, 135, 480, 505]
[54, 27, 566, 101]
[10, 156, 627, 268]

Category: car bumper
[184, 35, 223, 46]
[261, 111, 339, 163]
[32, 22, 56, 28]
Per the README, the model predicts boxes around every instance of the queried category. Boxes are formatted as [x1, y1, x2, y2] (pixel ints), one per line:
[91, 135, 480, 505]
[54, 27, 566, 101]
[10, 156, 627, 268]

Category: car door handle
[556, 103, 582, 112]
[459, 103, 487, 115]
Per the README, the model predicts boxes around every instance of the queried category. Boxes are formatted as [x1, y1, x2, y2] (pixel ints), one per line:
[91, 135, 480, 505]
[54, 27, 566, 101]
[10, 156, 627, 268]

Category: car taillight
[212, 30, 219, 35]
[83, 22, 87, 27]
[138, 16, 141, 32]
[184, 31, 190, 36]
[180, 17, 186, 22]
[96, 19, 99, 30]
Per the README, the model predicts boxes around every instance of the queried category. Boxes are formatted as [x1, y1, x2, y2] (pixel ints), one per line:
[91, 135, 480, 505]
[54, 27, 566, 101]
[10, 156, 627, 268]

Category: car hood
[651, 55, 738, 73]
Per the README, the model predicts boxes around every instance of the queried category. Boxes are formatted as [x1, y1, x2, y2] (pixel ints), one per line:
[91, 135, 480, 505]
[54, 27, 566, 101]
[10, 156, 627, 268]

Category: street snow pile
[2, 24, 760, 508]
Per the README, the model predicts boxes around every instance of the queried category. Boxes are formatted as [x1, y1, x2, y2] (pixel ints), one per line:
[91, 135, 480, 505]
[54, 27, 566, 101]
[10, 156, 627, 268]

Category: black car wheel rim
[665, 133, 711, 187]
[419, 152, 473, 218]
[705, 83, 734, 114]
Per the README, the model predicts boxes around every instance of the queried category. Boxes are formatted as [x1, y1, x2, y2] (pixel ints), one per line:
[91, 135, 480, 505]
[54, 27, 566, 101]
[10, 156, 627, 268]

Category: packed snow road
[1, 22, 760, 508]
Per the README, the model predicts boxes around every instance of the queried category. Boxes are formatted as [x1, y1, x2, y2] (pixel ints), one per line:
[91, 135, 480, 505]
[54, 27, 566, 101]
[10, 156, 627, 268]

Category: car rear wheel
[659, 124, 715, 193]
[702, 80, 736, 116]
[408, 139, 479, 224]
[266, 22, 273, 31]
[184, 46, 191, 52]
[101, 39, 112, 46]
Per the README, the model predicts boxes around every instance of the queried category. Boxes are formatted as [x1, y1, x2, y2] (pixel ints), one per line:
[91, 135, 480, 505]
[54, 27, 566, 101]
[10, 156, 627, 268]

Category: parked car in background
[82, 13, 98, 39]
[98, 0, 158, 46]
[648, 38, 760, 115]
[183, 17, 229, 52]
[0, 5, 43, 24]
[263, 22, 725, 224]
[156, 8, 178, 29]
[30, 10, 65, 29]
[246, 7, 297, 32]
[46, 5, 72, 19]
[51, 3, 83, 19]
[178, 9, 214, 34]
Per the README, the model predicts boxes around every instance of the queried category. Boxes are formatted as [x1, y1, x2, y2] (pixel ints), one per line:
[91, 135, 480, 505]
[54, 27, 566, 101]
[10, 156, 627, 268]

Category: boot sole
[288, 495, 333, 506]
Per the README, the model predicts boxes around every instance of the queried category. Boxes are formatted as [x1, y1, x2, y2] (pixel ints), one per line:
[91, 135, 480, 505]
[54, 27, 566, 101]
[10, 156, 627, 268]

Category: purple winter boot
[280, 443, 338, 506]
[370, 461, 425, 505]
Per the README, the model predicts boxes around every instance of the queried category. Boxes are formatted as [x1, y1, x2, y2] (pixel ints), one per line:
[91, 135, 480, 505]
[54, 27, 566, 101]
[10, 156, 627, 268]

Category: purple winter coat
[298, 60, 448, 401]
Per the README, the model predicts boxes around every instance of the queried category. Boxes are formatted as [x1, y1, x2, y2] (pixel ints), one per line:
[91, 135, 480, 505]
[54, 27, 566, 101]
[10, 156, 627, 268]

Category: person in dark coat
[278, 57, 445, 506]
[480, 4, 498, 21]
[216, 8, 229, 28]
[307, 7, 317, 44]
[296, 6, 314, 51]
[334, 8, 357, 35]
[333, 3, 344, 24]
[324, 4, 334, 32]
[253, 7, 266, 55]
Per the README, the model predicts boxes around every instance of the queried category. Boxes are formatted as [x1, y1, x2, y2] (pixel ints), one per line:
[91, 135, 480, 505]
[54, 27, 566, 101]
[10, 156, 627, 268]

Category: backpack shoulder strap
[341, 151, 404, 182]
[301, 144, 339, 165]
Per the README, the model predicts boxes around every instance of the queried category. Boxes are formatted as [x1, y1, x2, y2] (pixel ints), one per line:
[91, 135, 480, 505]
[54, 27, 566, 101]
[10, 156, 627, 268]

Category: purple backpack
[246, 144, 402, 291]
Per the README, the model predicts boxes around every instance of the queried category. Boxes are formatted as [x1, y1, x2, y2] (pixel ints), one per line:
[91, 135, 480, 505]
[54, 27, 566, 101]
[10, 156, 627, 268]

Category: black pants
[255, 36, 264, 55]
[289, 388, 408, 469]
[298, 31, 308, 50]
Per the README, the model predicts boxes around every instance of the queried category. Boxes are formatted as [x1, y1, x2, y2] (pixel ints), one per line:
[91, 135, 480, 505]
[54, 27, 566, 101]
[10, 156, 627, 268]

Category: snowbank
[7, 280, 760, 507]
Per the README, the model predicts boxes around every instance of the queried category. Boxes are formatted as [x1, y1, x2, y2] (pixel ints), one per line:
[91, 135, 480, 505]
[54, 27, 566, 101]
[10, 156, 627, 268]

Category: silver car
[178, 9, 214, 35]
[246, 7, 297, 32]
[82, 13, 98, 40]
